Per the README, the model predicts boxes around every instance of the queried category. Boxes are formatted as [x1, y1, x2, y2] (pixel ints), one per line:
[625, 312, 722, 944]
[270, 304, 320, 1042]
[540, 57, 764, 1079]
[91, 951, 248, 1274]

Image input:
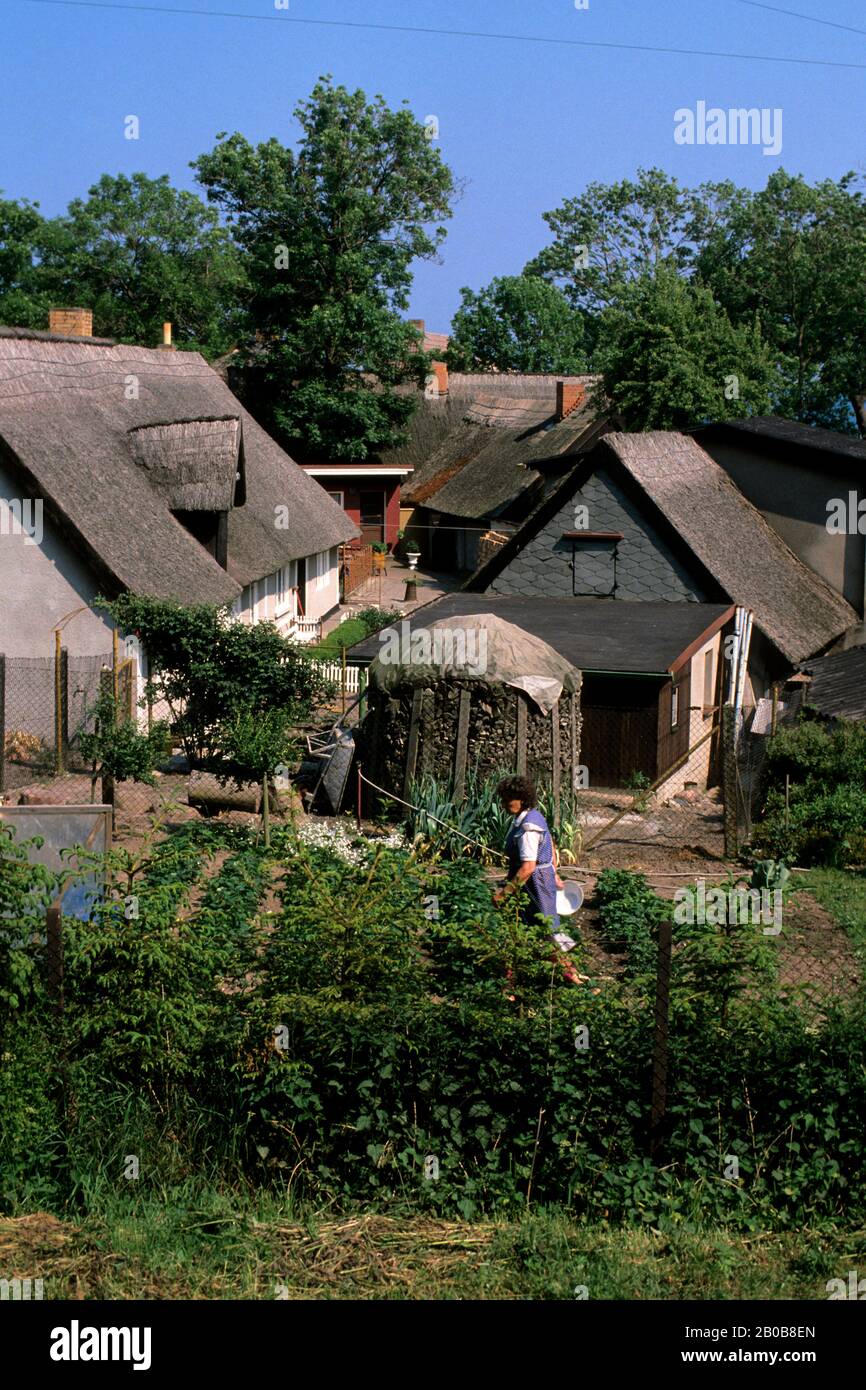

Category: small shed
[358, 613, 582, 812]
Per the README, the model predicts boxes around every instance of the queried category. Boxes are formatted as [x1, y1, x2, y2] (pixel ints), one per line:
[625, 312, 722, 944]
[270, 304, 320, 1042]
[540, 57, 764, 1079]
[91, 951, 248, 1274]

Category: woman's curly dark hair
[496, 775, 537, 809]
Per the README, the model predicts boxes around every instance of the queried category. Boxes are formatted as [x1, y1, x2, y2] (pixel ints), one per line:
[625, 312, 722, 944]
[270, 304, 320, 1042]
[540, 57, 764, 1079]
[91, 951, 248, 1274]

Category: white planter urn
[407, 551, 420, 571]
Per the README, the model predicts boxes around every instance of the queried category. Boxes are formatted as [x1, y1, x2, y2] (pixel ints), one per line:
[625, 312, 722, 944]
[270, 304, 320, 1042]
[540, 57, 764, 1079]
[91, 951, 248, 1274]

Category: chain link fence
[576, 704, 731, 871]
[0, 647, 176, 829]
[0, 651, 112, 794]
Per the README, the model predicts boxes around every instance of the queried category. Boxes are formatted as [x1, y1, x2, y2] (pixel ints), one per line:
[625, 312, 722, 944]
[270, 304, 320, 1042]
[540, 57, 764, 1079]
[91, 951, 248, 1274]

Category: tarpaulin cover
[368, 613, 581, 714]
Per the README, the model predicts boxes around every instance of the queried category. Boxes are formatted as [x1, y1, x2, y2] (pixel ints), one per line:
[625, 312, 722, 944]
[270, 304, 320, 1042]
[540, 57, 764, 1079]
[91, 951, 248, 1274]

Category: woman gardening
[493, 774, 592, 987]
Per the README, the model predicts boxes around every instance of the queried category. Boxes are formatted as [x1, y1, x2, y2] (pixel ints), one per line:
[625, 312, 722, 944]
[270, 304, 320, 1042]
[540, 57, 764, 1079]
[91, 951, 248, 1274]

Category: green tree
[193, 77, 456, 460]
[594, 265, 775, 430]
[524, 168, 714, 320]
[446, 274, 587, 373]
[78, 688, 169, 802]
[696, 170, 866, 433]
[38, 173, 243, 355]
[96, 594, 332, 766]
[0, 195, 54, 328]
[217, 708, 297, 846]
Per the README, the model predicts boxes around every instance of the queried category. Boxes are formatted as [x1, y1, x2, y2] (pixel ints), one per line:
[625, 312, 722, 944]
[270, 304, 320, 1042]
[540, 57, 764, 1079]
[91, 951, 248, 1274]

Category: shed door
[579, 676, 660, 788]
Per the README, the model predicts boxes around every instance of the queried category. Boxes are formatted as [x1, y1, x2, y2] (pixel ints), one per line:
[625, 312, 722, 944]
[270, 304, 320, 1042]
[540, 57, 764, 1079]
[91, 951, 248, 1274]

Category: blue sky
[2, 0, 865, 330]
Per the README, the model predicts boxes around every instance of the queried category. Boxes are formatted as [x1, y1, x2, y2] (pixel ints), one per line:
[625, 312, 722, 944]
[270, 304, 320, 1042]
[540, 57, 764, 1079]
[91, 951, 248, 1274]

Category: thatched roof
[368, 611, 581, 713]
[386, 373, 606, 520]
[603, 433, 857, 664]
[0, 332, 357, 606]
[128, 417, 243, 512]
[798, 644, 866, 722]
[469, 431, 857, 666]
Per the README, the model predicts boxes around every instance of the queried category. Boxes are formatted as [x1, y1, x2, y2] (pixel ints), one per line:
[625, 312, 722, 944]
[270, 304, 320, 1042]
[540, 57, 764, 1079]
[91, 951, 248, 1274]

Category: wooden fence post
[453, 688, 471, 804]
[515, 695, 527, 775]
[99, 666, 115, 821]
[54, 634, 68, 776]
[551, 703, 561, 825]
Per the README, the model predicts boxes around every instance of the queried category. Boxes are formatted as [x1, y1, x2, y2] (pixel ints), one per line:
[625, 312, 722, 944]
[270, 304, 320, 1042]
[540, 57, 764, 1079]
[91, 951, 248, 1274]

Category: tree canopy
[193, 77, 456, 459]
[446, 275, 586, 374]
[0, 175, 242, 355]
[593, 265, 775, 431]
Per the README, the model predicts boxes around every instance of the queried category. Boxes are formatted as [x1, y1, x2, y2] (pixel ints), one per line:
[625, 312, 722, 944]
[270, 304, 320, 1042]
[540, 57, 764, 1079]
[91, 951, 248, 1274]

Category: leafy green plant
[78, 688, 168, 800]
[0, 824, 55, 1033]
[96, 593, 333, 766]
[624, 769, 653, 812]
[594, 868, 667, 977]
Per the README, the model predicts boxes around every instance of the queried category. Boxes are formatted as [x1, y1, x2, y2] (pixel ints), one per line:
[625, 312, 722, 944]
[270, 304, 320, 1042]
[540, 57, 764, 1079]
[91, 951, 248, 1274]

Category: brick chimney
[49, 307, 93, 338]
[156, 321, 176, 352]
[556, 381, 585, 421]
[409, 318, 425, 336]
[432, 359, 448, 396]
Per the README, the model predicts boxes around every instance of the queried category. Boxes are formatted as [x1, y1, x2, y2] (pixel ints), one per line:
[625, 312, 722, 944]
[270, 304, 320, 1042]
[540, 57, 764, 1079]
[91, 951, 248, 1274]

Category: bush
[752, 784, 866, 867]
[2, 823, 865, 1227]
[751, 719, 866, 866]
[594, 868, 667, 977]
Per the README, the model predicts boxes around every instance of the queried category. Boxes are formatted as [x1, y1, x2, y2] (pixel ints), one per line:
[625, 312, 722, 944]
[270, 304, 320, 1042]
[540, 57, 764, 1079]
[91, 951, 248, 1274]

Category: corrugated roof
[0, 332, 357, 605]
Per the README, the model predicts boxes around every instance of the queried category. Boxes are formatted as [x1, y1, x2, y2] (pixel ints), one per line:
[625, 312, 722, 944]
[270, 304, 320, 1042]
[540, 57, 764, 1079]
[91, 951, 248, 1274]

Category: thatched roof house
[382, 370, 611, 570]
[0, 321, 357, 658]
[469, 431, 857, 669]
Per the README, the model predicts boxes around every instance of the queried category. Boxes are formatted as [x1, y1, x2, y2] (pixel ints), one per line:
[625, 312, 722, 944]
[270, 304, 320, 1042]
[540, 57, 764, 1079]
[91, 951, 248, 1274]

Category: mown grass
[2, 1190, 864, 1300]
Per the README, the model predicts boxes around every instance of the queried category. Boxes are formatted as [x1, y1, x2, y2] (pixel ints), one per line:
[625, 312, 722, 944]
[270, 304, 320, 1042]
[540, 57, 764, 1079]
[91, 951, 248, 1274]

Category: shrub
[594, 868, 667, 977]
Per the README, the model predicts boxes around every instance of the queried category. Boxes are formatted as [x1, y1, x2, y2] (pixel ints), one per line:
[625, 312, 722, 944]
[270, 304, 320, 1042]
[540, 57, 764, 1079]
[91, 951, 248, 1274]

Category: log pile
[360, 677, 581, 802]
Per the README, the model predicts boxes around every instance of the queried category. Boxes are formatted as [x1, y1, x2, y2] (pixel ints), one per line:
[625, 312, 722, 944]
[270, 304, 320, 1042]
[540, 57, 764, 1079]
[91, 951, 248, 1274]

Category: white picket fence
[310, 660, 362, 695]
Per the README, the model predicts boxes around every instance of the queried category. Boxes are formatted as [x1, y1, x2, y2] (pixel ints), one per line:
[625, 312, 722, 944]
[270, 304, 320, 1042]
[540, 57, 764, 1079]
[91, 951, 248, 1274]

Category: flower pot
[373, 550, 387, 571]
[407, 551, 420, 571]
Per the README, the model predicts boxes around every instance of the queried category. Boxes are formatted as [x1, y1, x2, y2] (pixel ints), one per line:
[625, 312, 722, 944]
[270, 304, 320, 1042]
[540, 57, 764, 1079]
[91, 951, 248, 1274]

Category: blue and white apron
[505, 808, 560, 931]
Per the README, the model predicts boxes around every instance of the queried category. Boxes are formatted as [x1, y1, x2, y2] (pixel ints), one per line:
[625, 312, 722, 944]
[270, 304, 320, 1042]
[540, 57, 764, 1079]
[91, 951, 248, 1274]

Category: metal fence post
[54, 633, 68, 776]
[649, 915, 673, 1161]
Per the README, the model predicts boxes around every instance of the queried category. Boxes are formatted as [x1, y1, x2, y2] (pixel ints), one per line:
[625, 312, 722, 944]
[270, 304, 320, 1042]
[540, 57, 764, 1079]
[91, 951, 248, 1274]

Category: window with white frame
[250, 579, 263, 620]
[275, 561, 297, 616]
[315, 549, 328, 590]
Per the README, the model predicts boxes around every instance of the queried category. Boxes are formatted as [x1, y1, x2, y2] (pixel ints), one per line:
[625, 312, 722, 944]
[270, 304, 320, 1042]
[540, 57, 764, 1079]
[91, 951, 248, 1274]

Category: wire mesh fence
[576, 704, 732, 871]
[0, 647, 176, 829]
[0, 651, 112, 793]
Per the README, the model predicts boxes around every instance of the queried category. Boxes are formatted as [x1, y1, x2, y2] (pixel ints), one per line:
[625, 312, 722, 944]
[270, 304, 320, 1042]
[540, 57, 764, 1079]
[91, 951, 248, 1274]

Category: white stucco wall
[234, 549, 339, 639]
[0, 462, 116, 658]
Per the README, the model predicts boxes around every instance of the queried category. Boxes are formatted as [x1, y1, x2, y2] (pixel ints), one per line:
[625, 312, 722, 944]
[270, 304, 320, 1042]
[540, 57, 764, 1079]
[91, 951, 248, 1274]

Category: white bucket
[556, 881, 584, 917]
